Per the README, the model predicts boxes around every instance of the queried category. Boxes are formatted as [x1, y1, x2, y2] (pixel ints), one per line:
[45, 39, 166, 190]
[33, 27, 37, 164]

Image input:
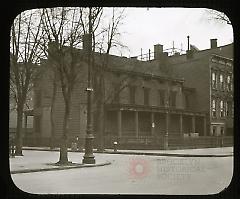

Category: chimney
[83, 34, 92, 52]
[154, 44, 163, 60]
[210, 39, 217, 49]
[186, 36, 193, 59]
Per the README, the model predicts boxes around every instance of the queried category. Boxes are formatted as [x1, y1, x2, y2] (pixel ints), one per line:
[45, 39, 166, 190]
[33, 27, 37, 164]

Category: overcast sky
[111, 7, 233, 57]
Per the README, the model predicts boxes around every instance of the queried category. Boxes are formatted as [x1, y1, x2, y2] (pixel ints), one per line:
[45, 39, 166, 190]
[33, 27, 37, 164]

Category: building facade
[210, 54, 233, 136]
[20, 38, 233, 149]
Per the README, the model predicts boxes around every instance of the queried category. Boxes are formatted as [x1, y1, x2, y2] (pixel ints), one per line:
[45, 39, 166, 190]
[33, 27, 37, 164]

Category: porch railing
[103, 134, 233, 150]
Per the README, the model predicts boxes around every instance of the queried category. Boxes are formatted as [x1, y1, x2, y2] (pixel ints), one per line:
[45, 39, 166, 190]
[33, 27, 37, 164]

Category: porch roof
[105, 103, 206, 117]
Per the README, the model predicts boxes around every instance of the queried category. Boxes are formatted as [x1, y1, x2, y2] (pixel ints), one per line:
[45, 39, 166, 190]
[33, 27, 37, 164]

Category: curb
[102, 151, 233, 157]
[22, 147, 233, 158]
[11, 161, 111, 174]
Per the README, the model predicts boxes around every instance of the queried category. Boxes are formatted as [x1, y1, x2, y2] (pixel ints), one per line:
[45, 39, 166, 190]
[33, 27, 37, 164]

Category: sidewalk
[10, 150, 111, 174]
[22, 146, 234, 157]
[10, 147, 233, 174]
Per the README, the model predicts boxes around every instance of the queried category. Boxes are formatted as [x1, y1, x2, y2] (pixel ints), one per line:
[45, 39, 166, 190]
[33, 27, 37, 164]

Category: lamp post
[82, 7, 96, 164]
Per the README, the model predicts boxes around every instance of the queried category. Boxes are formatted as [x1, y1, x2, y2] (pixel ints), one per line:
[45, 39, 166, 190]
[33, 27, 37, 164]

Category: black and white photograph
[9, 7, 234, 195]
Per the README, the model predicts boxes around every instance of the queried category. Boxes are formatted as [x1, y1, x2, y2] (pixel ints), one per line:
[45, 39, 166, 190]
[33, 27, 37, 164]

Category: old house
[21, 38, 233, 149]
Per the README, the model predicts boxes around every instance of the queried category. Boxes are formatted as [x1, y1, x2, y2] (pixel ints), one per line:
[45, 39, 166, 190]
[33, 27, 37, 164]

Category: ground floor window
[220, 127, 224, 136]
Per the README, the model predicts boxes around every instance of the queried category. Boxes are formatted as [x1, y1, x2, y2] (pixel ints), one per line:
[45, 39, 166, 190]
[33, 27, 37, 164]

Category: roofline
[168, 43, 233, 60]
[211, 54, 233, 61]
[105, 67, 185, 83]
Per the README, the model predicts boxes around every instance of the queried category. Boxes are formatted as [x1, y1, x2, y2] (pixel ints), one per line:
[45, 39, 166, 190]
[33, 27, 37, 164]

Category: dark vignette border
[0, 0, 239, 199]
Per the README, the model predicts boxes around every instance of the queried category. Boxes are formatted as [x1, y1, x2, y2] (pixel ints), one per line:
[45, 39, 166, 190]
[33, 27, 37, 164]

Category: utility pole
[82, 7, 96, 164]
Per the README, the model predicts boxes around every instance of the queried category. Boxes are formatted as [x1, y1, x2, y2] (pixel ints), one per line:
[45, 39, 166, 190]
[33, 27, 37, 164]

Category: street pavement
[10, 147, 233, 195]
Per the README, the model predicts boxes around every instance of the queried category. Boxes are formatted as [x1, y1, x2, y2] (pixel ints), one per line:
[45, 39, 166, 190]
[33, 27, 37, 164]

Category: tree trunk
[50, 80, 57, 149]
[58, 134, 68, 164]
[15, 104, 24, 156]
[57, 96, 71, 164]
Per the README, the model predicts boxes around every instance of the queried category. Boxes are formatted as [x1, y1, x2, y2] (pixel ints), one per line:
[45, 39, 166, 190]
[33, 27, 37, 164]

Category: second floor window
[159, 89, 165, 106]
[129, 86, 136, 104]
[212, 99, 216, 117]
[170, 91, 177, 107]
[143, 87, 150, 106]
[113, 83, 120, 103]
[212, 72, 217, 89]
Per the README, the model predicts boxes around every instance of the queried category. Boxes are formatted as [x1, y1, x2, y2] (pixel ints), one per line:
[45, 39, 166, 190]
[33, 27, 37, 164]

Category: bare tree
[40, 7, 82, 164]
[10, 10, 44, 155]
[92, 8, 127, 151]
[205, 9, 231, 25]
[40, 7, 104, 164]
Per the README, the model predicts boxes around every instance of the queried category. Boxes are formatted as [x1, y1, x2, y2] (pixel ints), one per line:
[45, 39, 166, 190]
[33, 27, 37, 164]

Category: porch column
[192, 115, 195, 133]
[135, 111, 139, 137]
[203, 116, 207, 136]
[151, 112, 155, 136]
[179, 114, 183, 136]
[164, 111, 169, 150]
[117, 110, 122, 137]
[166, 112, 169, 135]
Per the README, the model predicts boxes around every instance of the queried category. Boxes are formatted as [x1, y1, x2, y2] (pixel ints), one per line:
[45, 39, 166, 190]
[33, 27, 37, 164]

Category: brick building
[169, 39, 233, 137]
[23, 38, 233, 149]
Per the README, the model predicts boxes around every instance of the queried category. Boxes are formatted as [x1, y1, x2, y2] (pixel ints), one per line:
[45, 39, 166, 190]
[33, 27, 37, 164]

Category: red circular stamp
[129, 158, 150, 179]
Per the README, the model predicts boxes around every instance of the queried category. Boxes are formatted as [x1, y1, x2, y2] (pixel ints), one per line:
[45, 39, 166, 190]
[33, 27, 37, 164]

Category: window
[170, 91, 177, 107]
[159, 89, 165, 106]
[220, 100, 224, 117]
[212, 126, 216, 136]
[225, 101, 228, 116]
[227, 75, 232, 91]
[113, 84, 120, 103]
[220, 127, 224, 136]
[143, 87, 150, 106]
[129, 85, 136, 104]
[212, 99, 216, 117]
[212, 72, 217, 89]
[219, 74, 224, 90]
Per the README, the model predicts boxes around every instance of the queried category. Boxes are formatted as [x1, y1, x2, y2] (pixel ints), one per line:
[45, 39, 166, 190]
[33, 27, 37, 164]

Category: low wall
[22, 135, 233, 150]
[103, 135, 233, 150]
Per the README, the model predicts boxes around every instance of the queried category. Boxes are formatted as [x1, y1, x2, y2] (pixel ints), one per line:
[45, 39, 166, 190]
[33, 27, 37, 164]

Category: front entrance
[210, 123, 225, 136]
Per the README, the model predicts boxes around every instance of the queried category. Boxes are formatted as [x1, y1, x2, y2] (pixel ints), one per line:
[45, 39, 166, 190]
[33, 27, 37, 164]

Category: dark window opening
[129, 85, 136, 104]
[159, 89, 165, 106]
[143, 88, 150, 106]
[170, 91, 177, 107]
[113, 84, 120, 103]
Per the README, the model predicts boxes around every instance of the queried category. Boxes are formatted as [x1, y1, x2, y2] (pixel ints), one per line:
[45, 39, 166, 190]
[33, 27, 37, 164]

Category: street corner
[128, 157, 151, 180]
